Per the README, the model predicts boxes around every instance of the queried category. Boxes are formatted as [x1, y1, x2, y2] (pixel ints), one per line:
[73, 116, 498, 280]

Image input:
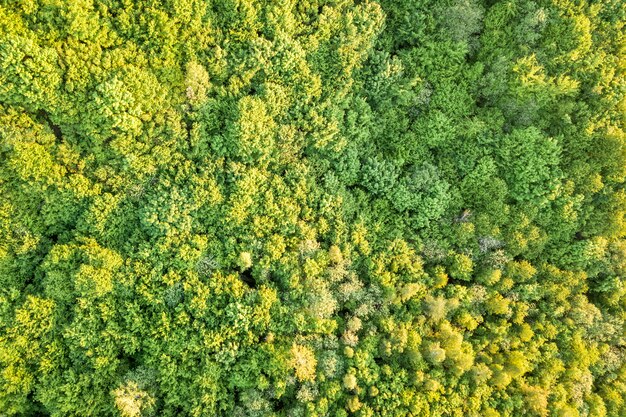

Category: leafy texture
[0, 0, 624, 416]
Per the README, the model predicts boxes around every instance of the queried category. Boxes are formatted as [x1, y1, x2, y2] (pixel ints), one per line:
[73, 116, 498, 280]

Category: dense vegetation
[1, 0, 625, 416]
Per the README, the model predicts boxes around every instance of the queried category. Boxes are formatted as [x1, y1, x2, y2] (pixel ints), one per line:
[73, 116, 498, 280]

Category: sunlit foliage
[0, 0, 624, 416]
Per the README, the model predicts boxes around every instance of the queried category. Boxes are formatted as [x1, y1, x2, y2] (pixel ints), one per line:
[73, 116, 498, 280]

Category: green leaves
[392, 163, 451, 225]
[0, 0, 624, 416]
[0, 296, 56, 415]
[360, 156, 400, 196]
[0, 35, 62, 110]
[496, 127, 562, 203]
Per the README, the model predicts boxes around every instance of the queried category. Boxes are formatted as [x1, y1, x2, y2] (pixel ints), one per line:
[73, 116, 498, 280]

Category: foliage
[0, 0, 624, 416]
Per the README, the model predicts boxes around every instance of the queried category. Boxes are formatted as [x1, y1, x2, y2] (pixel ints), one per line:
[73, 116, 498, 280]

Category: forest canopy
[0, 0, 625, 416]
